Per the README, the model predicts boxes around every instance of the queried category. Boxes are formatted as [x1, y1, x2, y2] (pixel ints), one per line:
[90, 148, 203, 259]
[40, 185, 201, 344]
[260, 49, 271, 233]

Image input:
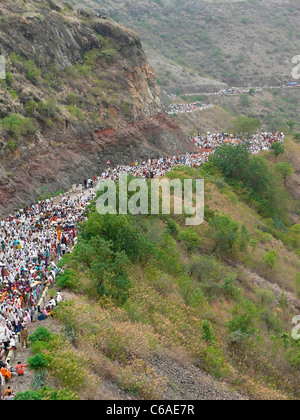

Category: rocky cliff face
[0, 0, 191, 214]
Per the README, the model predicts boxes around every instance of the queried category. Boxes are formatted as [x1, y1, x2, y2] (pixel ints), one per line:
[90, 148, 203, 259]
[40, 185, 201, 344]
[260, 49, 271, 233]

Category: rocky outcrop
[0, 0, 190, 214]
[0, 113, 193, 213]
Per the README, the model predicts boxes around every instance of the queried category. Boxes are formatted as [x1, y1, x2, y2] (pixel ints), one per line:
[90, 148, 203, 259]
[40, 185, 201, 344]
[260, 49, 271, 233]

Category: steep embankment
[31, 156, 299, 401]
[11, 290, 246, 400]
[0, 0, 190, 214]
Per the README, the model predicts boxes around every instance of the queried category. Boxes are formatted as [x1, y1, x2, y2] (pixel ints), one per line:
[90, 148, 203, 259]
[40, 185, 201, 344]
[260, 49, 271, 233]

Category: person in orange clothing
[1, 364, 12, 382]
[16, 361, 27, 376]
[3, 386, 15, 398]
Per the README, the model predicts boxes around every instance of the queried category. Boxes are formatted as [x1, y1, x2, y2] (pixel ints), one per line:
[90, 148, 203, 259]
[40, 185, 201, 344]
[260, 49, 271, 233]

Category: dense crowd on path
[0, 193, 95, 398]
[167, 82, 300, 101]
[202, 82, 299, 98]
[203, 86, 262, 97]
[165, 82, 300, 115]
[98, 131, 284, 183]
[191, 131, 285, 155]
[167, 102, 214, 115]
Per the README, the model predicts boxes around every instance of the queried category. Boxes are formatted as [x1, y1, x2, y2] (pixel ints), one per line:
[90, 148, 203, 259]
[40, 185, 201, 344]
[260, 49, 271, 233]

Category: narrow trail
[166, 82, 300, 115]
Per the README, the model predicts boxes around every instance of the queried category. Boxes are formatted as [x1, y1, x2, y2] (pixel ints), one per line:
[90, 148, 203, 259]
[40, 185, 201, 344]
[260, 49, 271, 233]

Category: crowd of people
[167, 82, 300, 101]
[167, 102, 214, 115]
[97, 131, 284, 183]
[248, 132, 285, 154]
[0, 192, 94, 398]
[191, 131, 285, 155]
[202, 83, 299, 98]
[203, 86, 262, 97]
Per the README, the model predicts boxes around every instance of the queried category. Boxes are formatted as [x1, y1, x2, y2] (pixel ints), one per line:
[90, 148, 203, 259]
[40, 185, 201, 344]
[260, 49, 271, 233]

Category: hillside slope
[73, 0, 300, 92]
[17, 138, 300, 401]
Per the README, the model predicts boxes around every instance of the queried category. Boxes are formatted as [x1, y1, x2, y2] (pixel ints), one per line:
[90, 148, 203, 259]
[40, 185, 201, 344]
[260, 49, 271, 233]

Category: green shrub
[29, 327, 52, 343]
[56, 269, 78, 291]
[165, 217, 181, 238]
[188, 255, 224, 283]
[37, 99, 59, 118]
[230, 115, 261, 136]
[270, 142, 285, 160]
[239, 93, 250, 107]
[8, 88, 18, 99]
[99, 48, 117, 63]
[202, 320, 214, 343]
[7, 139, 16, 152]
[221, 277, 241, 300]
[10, 52, 22, 67]
[227, 313, 255, 337]
[14, 391, 43, 400]
[30, 340, 50, 355]
[210, 214, 239, 255]
[239, 223, 250, 252]
[178, 275, 205, 306]
[28, 354, 50, 370]
[66, 105, 84, 120]
[293, 133, 300, 143]
[209, 142, 288, 221]
[31, 370, 47, 391]
[274, 162, 294, 186]
[15, 387, 79, 401]
[121, 101, 131, 116]
[5, 72, 14, 86]
[66, 92, 78, 105]
[1, 114, 36, 137]
[203, 347, 229, 378]
[25, 100, 37, 116]
[264, 250, 278, 269]
[24, 60, 40, 84]
[178, 227, 202, 257]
